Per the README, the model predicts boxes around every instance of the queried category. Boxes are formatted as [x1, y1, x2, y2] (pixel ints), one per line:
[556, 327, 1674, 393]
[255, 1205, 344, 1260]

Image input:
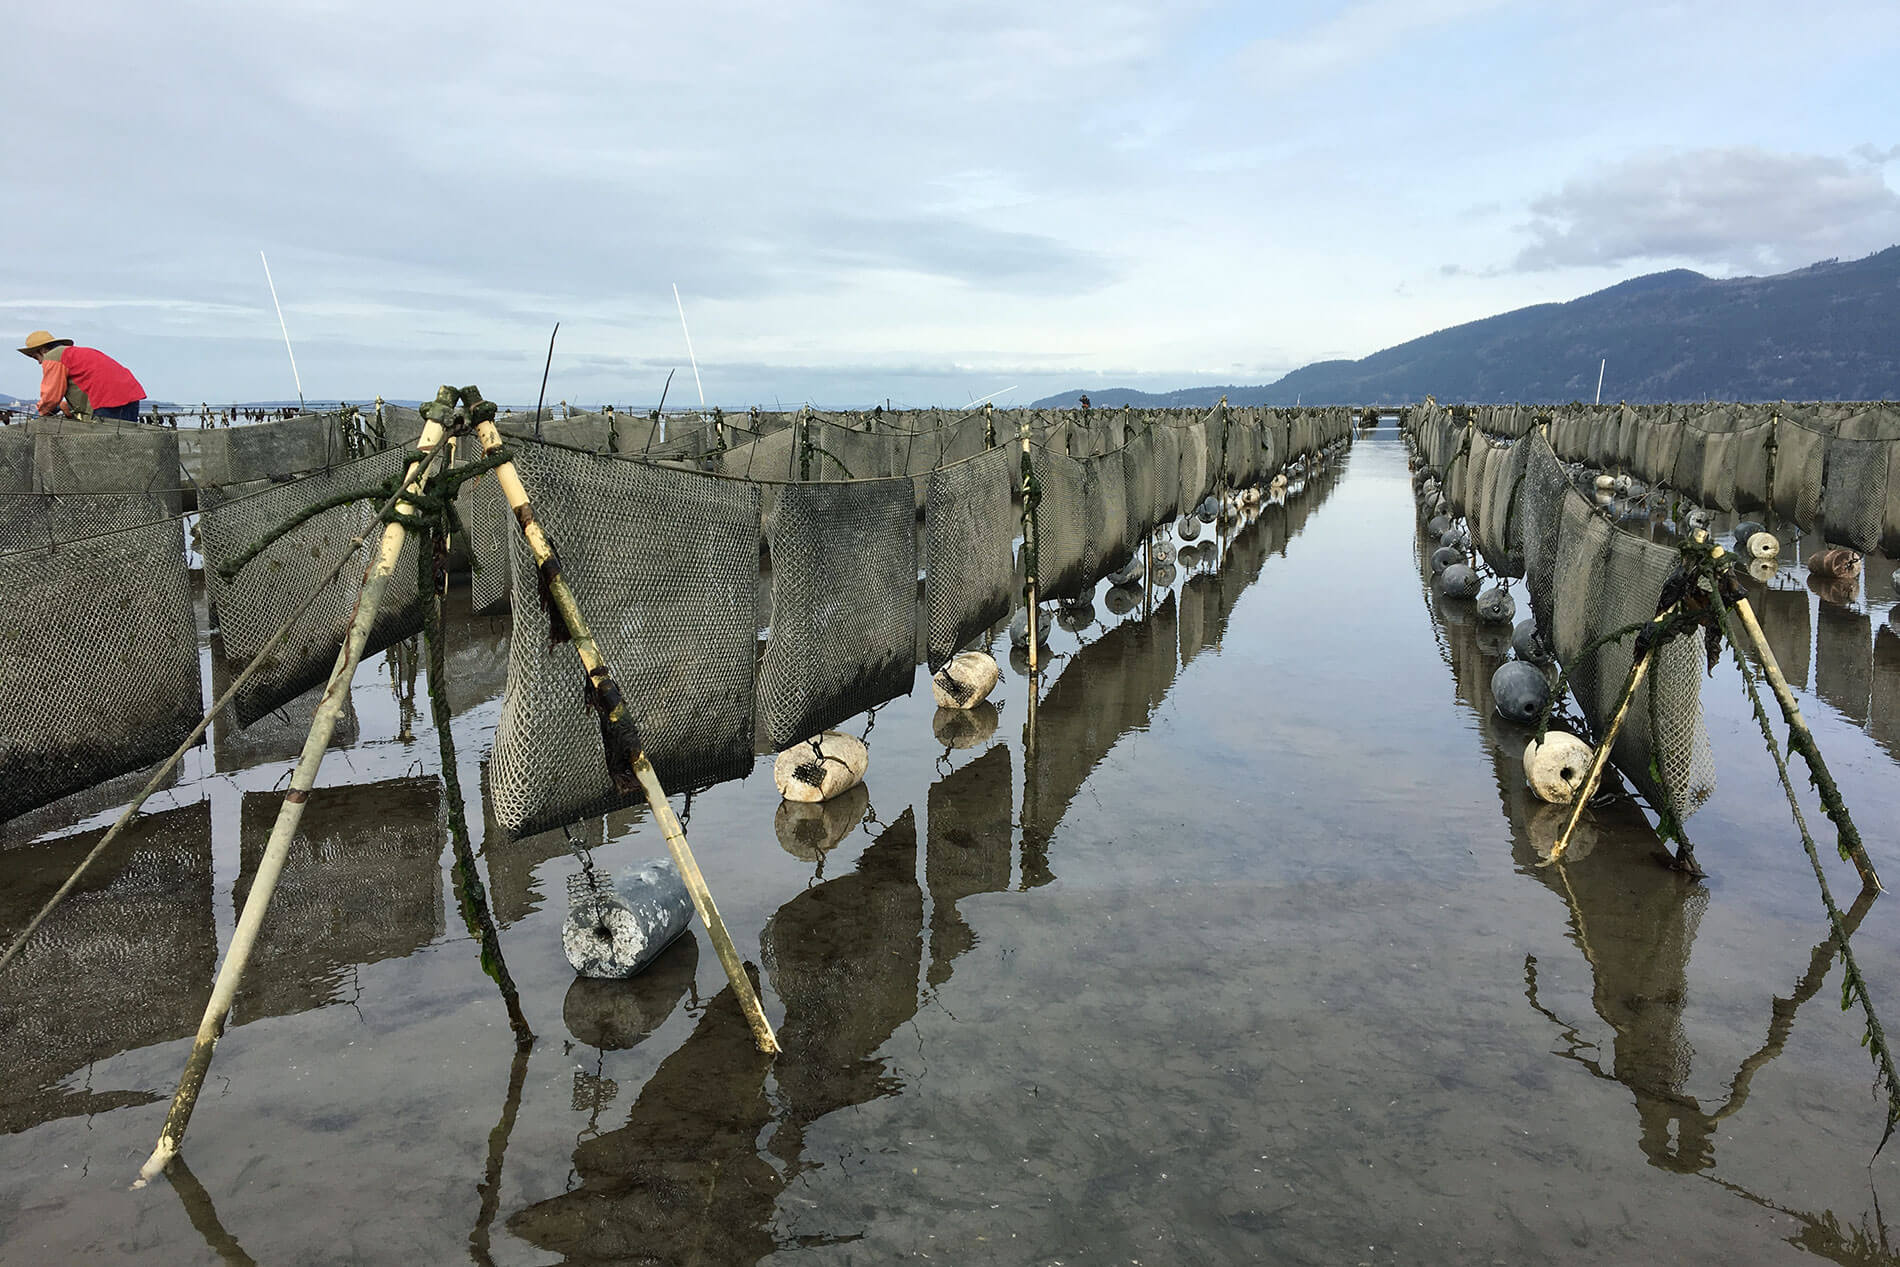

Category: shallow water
[4, 430, 1900, 1264]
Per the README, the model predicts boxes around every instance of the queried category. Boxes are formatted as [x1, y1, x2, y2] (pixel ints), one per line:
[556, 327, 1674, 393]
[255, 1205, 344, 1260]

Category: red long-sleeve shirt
[38, 346, 147, 414]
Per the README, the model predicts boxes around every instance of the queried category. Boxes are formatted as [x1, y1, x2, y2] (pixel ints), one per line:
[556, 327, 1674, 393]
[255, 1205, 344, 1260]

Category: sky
[5, 0, 1898, 409]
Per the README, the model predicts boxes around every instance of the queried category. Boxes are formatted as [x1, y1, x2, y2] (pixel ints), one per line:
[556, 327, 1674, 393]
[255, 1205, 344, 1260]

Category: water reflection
[926, 745, 1013, 986]
[0, 801, 213, 1134]
[231, 778, 445, 1023]
[1420, 527, 1876, 1183]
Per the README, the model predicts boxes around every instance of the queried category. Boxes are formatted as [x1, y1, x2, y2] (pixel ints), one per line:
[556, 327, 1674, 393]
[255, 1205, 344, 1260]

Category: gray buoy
[1476, 586, 1516, 625]
[1431, 545, 1465, 575]
[1491, 661, 1550, 725]
[1198, 495, 1220, 521]
[1440, 562, 1480, 599]
[1512, 619, 1554, 665]
[1107, 558, 1145, 587]
[563, 860, 694, 981]
[1427, 514, 1452, 538]
[1104, 584, 1141, 616]
[1178, 515, 1202, 541]
[1150, 562, 1177, 587]
[1734, 521, 1765, 551]
[1440, 529, 1470, 551]
[1010, 606, 1051, 649]
[1150, 540, 1176, 566]
[1685, 508, 1713, 533]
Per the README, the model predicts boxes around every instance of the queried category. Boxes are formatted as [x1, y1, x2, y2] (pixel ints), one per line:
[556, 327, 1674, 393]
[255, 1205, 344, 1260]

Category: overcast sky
[7, 0, 1898, 408]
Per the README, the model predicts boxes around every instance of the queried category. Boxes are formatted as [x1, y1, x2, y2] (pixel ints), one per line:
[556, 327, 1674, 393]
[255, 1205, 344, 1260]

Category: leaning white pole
[672, 283, 706, 408]
[259, 250, 305, 411]
[1595, 358, 1606, 406]
[136, 418, 449, 1187]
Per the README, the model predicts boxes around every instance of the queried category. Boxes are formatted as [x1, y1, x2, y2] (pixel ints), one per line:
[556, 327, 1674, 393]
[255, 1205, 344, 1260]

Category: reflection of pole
[167, 1155, 257, 1266]
[471, 1040, 533, 1264]
[139, 418, 451, 1185]
[474, 418, 779, 1054]
[1019, 413, 1039, 673]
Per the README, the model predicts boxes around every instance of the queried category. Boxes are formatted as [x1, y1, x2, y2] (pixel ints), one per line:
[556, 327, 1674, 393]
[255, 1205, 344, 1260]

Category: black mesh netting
[29, 423, 183, 515]
[759, 477, 917, 748]
[1149, 423, 1181, 524]
[1121, 425, 1162, 547]
[1030, 446, 1092, 603]
[462, 459, 512, 613]
[1822, 408, 1897, 553]
[1730, 410, 1775, 514]
[1590, 531, 1716, 821]
[0, 516, 202, 822]
[1694, 408, 1740, 512]
[0, 428, 31, 492]
[490, 442, 761, 838]
[200, 445, 424, 727]
[1552, 493, 1614, 722]
[1176, 422, 1209, 513]
[1480, 437, 1528, 578]
[0, 493, 177, 553]
[1772, 412, 1831, 527]
[925, 447, 1014, 671]
[1518, 431, 1570, 638]
[1085, 451, 1133, 583]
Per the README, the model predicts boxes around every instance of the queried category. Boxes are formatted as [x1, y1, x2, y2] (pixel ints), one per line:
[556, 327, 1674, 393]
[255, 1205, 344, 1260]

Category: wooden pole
[1019, 413, 1039, 673]
[1542, 618, 1665, 868]
[137, 418, 450, 1186]
[473, 419, 780, 1054]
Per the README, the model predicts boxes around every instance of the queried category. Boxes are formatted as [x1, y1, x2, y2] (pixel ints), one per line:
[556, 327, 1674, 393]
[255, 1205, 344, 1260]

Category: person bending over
[18, 330, 147, 422]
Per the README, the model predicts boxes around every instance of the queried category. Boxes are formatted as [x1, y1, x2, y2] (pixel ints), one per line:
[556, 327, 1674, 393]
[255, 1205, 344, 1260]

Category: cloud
[1513, 147, 1900, 272]
[1854, 142, 1900, 164]
[1240, 0, 1514, 89]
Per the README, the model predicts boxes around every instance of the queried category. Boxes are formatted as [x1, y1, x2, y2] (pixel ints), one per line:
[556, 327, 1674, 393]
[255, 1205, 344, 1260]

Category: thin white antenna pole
[259, 250, 304, 410]
[966, 385, 1017, 408]
[1595, 358, 1606, 405]
[672, 283, 705, 408]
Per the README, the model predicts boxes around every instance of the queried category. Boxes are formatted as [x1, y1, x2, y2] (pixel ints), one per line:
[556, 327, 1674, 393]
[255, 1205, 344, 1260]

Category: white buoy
[931, 651, 1000, 709]
[1524, 732, 1595, 805]
[1747, 531, 1781, 562]
[774, 731, 869, 803]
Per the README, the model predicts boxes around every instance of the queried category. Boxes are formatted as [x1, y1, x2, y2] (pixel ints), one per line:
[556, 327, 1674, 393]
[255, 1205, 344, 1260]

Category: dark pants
[95, 401, 142, 422]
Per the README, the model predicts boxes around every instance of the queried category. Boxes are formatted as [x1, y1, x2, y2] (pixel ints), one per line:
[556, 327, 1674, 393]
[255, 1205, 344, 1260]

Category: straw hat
[18, 330, 73, 358]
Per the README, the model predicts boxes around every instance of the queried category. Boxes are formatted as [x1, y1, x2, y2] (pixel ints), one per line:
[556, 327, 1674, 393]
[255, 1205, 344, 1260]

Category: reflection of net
[1593, 531, 1716, 820]
[1815, 603, 1872, 726]
[759, 478, 917, 748]
[0, 800, 213, 1134]
[231, 779, 444, 1023]
[1517, 431, 1570, 638]
[490, 442, 760, 838]
[925, 745, 1013, 986]
[1873, 626, 1900, 764]
[0, 492, 176, 552]
[925, 448, 1014, 671]
[1031, 447, 1092, 602]
[0, 516, 201, 822]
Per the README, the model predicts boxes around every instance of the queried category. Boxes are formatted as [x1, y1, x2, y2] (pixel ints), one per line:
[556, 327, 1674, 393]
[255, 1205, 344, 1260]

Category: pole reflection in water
[927, 745, 1013, 987]
[0, 800, 213, 1135]
[1418, 516, 1881, 1181]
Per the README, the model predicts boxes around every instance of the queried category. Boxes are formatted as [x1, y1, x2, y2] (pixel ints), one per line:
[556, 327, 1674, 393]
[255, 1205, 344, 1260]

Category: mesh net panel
[925, 447, 1014, 671]
[1673, 417, 1709, 496]
[1030, 446, 1092, 603]
[1086, 451, 1132, 583]
[1552, 495, 1614, 721]
[0, 493, 176, 552]
[462, 461, 512, 613]
[1518, 432, 1569, 637]
[1822, 409, 1896, 553]
[0, 428, 31, 492]
[1149, 423, 1181, 524]
[0, 516, 202, 822]
[30, 424, 183, 514]
[1730, 411, 1775, 514]
[759, 477, 917, 748]
[1177, 423, 1209, 511]
[1483, 437, 1528, 578]
[1593, 532, 1716, 821]
[489, 442, 761, 838]
[200, 446, 423, 727]
[1695, 408, 1739, 511]
[1121, 425, 1161, 548]
[1772, 412, 1830, 527]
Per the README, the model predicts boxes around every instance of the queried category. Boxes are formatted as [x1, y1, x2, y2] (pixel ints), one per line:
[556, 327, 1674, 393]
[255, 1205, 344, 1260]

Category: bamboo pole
[1542, 625, 1662, 868]
[1019, 413, 1039, 673]
[136, 418, 450, 1186]
[473, 419, 780, 1054]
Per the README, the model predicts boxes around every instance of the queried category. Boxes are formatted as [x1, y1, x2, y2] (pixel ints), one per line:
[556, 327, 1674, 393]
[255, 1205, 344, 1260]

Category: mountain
[1029, 247, 1900, 407]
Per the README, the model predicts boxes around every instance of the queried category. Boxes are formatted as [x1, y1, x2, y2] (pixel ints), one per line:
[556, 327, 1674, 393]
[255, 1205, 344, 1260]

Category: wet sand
[3, 431, 1900, 1264]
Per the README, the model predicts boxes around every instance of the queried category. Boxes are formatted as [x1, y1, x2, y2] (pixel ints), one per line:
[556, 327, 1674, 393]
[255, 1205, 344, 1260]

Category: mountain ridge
[1029, 247, 1900, 407]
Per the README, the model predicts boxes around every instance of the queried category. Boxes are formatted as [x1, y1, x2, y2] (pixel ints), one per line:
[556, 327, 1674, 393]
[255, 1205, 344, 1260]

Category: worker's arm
[37, 358, 71, 416]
